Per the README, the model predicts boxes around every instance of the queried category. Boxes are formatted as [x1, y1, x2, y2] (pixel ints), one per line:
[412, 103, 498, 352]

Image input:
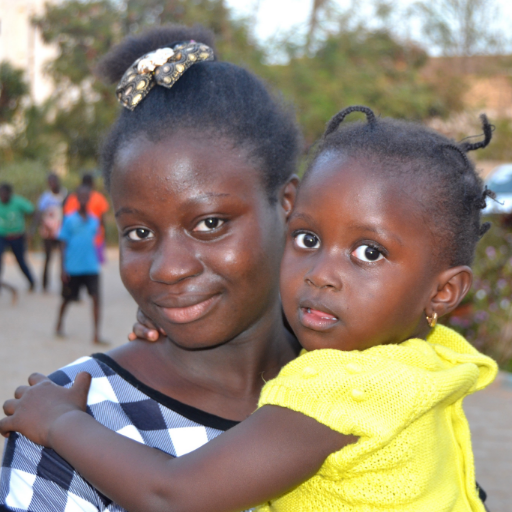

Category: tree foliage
[266, 25, 462, 144]
[0, 62, 28, 125]
[410, 0, 509, 58]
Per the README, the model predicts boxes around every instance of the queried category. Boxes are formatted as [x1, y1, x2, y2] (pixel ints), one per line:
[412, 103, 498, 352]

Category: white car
[483, 164, 512, 214]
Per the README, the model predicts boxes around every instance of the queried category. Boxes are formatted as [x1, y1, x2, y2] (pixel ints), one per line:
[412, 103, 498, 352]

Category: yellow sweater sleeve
[258, 329, 496, 475]
[259, 348, 431, 440]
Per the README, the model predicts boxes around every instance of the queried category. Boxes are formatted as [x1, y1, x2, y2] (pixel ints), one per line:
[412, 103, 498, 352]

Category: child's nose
[304, 252, 343, 291]
[149, 234, 203, 285]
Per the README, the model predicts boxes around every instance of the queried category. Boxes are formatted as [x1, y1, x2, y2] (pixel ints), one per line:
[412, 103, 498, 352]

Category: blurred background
[0, 1, 511, 509]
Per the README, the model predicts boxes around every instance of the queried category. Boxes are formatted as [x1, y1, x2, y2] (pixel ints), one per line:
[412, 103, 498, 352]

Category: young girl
[0, 79, 496, 512]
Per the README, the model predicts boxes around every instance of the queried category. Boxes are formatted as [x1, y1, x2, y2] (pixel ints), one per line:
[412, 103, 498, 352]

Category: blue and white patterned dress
[0, 353, 240, 512]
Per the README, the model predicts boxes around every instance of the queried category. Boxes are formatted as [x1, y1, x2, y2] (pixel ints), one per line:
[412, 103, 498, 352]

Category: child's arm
[1, 373, 356, 512]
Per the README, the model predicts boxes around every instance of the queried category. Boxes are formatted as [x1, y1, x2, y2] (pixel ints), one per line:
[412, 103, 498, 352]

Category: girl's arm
[1, 373, 356, 512]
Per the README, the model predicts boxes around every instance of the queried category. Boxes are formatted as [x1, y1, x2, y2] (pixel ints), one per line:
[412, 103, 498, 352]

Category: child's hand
[127, 307, 165, 342]
[0, 372, 91, 448]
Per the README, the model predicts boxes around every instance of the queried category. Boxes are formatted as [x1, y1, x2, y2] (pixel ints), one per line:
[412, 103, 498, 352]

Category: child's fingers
[28, 372, 49, 386]
[3, 398, 18, 417]
[0, 416, 15, 437]
[132, 323, 159, 342]
[72, 372, 92, 403]
[14, 385, 30, 399]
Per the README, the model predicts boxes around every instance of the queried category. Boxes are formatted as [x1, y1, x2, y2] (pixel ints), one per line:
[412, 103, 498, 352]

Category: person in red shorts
[57, 186, 105, 344]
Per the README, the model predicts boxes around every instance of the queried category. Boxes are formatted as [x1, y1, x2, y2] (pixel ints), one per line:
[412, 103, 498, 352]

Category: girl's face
[111, 133, 292, 349]
[280, 156, 439, 352]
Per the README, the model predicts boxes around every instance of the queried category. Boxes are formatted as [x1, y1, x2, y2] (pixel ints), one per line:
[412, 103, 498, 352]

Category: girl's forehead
[114, 134, 261, 188]
[110, 133, 270, 209]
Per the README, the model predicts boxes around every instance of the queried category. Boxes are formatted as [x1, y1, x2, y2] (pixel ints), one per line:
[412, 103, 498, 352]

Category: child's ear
[427, 266, 473, 319]
[279, 175, 300, 220]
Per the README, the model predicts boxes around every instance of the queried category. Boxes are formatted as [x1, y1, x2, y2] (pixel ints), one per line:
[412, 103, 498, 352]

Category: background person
[57, 185, 103, 344]
[34, 173, 67, 292]
[0, 183, 36, 292]
[63, 173, 110, 264]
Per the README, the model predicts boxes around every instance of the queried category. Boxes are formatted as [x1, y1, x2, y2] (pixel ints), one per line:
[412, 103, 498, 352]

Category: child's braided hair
[308, 105, 495, 267]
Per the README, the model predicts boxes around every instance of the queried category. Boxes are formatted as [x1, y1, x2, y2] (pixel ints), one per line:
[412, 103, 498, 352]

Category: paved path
[1, 251, 511, 511]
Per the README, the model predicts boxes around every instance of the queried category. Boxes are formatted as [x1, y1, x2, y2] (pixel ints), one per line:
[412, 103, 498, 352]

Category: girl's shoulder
[49, 354, 236, 453]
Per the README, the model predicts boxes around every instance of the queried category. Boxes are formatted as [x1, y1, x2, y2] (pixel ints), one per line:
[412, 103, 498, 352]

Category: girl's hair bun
[96, 24, 217, 84]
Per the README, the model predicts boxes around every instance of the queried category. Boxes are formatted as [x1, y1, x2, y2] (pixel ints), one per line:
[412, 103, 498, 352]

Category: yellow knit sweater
[256, 325, 497, 512]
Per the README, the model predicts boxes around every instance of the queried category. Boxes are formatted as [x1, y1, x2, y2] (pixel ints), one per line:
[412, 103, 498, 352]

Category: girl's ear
[279, 175, 300, 220]
[427, 266, 473, 320]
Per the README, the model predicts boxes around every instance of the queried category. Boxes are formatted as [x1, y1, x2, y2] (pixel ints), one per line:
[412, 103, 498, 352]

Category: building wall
[0, 0, 57, 104]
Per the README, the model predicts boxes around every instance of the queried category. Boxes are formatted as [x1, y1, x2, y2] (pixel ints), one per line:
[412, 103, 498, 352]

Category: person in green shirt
[0, 183, 36, 291]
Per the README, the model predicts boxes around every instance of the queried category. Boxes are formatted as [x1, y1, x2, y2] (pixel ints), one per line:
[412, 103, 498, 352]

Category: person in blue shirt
[57, 186, 105, 344]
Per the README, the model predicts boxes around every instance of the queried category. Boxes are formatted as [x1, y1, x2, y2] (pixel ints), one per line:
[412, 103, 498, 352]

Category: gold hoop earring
[426, 311, 438, 328]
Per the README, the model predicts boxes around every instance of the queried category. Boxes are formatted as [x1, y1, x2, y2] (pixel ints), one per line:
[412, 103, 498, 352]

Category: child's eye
[294, 232, 321, 249]
[352, 245, 384, 262]
[126, 228, 154, 241]
[193, 218, 225, 232]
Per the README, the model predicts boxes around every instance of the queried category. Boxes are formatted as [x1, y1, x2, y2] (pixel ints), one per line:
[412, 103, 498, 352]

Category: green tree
[0, 62, 28, 125]
[267, 25, 463, 145]
[410, 0, 509, 59]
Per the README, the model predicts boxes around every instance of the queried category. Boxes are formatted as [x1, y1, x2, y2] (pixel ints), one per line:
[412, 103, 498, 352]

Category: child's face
[280, 156, 438, 352]
[110, 132, 289, 349]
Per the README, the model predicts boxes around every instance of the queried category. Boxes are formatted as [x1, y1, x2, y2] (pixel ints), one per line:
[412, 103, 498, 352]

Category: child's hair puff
[308, 105, 495, 267]
[97, 24, 301, 201]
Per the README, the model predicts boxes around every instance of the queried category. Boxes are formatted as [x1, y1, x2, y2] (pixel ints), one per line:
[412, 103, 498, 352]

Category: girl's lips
[299, 306, 339, 331]
[158, 295, 221, 324]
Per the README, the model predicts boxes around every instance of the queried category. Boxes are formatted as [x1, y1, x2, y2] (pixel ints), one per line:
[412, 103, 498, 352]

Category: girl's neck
[107, 300, 300, 421]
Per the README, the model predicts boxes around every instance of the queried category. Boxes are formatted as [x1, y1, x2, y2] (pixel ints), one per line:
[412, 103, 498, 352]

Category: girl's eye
[194, 218, 224, 232]
[352, 245, 384, 262]
[126, 228, 154, 241]
[294, 232, 321, 249]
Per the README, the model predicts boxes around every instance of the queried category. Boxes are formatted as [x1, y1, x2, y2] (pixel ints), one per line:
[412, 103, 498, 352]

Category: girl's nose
[149, 235, 203, 285]
[304, 252, 343, 291]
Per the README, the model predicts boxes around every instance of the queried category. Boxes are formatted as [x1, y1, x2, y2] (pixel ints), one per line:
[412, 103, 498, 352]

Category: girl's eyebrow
[115, 193, 232, 218]
[187, 192, 231, 202]
[115, 207, 144, 218]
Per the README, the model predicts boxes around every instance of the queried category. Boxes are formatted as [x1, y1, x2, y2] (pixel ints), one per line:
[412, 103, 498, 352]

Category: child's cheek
[279, 246, 302, 320]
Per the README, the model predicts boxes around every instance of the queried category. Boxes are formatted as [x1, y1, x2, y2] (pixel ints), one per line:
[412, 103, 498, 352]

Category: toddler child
[0, 105, 497, 512]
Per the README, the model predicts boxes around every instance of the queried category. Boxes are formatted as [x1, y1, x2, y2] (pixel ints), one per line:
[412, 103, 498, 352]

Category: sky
[225, 0, 512, 51]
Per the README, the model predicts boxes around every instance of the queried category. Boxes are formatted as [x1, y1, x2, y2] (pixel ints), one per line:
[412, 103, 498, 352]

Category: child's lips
[299, 305, 339, 331]
[157, 295, 221, 324]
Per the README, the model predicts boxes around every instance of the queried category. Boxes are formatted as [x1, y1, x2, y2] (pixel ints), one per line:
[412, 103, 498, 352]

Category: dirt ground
[0, 250, 511, 511]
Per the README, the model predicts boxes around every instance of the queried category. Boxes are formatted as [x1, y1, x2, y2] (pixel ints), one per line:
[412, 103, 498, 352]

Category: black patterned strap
[116, 41, 215, 110]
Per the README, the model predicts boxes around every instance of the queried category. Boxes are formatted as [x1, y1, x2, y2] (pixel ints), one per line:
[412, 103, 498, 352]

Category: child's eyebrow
[288, 212, 317, 225]
[348, 224, 404, 246]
